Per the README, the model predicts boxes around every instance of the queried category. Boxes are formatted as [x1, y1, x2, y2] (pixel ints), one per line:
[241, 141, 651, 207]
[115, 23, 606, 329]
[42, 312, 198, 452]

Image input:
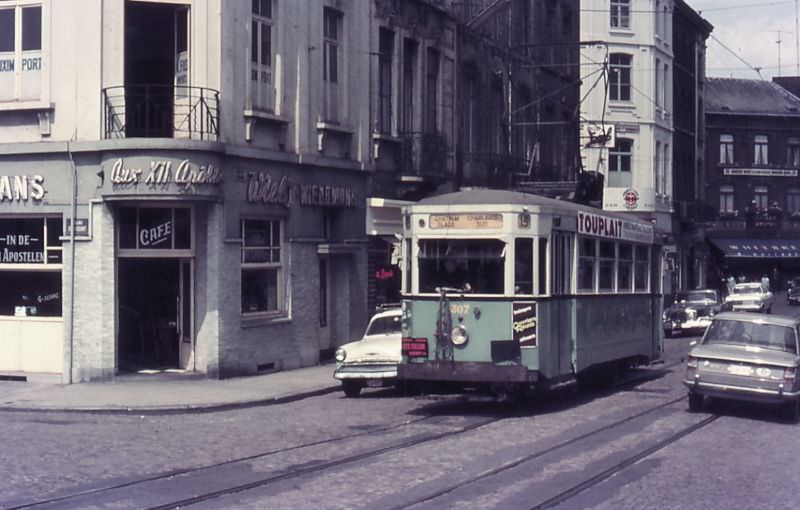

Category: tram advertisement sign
[577, 211, 654, 244]
[513, 301, 537, 347]
[429, 213, 503, 229]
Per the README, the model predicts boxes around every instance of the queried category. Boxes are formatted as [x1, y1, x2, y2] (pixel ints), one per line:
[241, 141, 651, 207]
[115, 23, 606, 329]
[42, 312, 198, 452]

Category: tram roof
[413, 189, 653, 226]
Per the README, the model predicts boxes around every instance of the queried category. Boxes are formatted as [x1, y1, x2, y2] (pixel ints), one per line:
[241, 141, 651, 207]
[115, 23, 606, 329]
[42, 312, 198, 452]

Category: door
[318, 258, 332, 357]
[178, 259, 193, 369]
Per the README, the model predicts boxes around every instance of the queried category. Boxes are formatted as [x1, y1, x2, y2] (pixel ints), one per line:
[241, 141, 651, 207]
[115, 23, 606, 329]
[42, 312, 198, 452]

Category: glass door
[178, 259, 193, 369]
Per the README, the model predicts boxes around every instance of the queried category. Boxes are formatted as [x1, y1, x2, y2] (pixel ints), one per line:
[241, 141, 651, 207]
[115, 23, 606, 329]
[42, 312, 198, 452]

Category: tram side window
[538, 238, 548, 295]
[514, 238, 533, 294]
[618, 243, 633, 292]
[551, 233, 572, 295]
[418, 239, 505, 294]
[634, 245, 649, 291]
[578, 237, 596, 292]
[598, 240, 615, 291]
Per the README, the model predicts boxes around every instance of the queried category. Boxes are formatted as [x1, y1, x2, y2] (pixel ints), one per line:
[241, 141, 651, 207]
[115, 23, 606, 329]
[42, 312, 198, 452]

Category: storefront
[0, 147, 368, 382]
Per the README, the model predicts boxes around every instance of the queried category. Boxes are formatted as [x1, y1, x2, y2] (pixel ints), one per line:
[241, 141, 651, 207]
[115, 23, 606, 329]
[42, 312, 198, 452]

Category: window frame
[250, 0, 276, 112]
[377, 27, 394, 135]
[754, 134, 769, 165]
[610, 0, 630, 29]
[240, 218, 286, 317]
[0, 1, 45, 104]
[719, 134, 734, 164]
[609, 53, 632, 102]
[787, 137, 800, 166]
[322, 6, 342, 122]
[609, 138, 633, 172]
[719, 184, 735, 214]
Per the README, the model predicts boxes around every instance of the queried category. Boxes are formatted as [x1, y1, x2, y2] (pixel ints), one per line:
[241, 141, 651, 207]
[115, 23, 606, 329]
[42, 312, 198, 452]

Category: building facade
[670, 0, 712, 293]
[703, 78, 800, 290]
[0, 0, 373, 382]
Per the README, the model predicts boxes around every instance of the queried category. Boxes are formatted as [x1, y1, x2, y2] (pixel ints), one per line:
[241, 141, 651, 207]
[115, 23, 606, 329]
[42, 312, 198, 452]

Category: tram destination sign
[429, 213, 503, 229]
[577, 211, 654, 244]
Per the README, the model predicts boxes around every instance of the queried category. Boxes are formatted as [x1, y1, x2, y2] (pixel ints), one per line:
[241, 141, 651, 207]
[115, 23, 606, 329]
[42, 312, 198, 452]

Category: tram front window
[418, 239, 505, 293]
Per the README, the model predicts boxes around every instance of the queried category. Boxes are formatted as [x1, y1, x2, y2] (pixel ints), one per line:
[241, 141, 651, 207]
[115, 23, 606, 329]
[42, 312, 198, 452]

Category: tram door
[552, 232, 575, 375]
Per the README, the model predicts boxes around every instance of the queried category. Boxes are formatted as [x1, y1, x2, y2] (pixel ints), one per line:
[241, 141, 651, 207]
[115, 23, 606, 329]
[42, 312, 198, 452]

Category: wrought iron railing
[102, 85, 220, 141]
[399, 131, 449, 179]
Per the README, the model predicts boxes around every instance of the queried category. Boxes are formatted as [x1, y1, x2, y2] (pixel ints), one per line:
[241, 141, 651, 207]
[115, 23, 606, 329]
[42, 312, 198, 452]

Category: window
[118, 208, 192, 251]
[754, 185, 768, 211]
[609, 138, 632, 172]
[250, 0, 275, 111]
[401, 38, 417, 133]
[787, 187, 800, 214]
[719, 184, 735, 214]
[618, 243, 633, 292]
[514, 238, 533, 294]
[323, 7, 342, 122]
[634, 245, 649, 291]
[754, 135, 769, 165]
[578, 237, 596, 292]
[654, 141, 661, 193]
[424, 48, 439, 133]
[0, 2, 42, 102]
[610, 0, 630, 29]
[598, 241, 615, 291]
[787, 137, 800, 166]
[418, 239, 505, 294]
[719, 134, 734, 164]
[241, 219, 284, 315]
[655, 59, 661, 107]
[662, 143, 670, 195]
[0, 217, 62, 317]
[609, 54, 631, 101]
[377, 28, 394, 134]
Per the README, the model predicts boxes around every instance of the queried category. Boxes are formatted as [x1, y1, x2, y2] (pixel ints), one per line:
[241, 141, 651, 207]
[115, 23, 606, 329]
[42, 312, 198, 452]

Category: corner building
[0, 1, 370, 382]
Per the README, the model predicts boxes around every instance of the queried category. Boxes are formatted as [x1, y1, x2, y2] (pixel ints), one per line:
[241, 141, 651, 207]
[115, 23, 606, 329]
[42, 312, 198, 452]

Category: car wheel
[342, 380, 363, 398]
[688, 391, 703, 412]
[784, 400, 800, 423]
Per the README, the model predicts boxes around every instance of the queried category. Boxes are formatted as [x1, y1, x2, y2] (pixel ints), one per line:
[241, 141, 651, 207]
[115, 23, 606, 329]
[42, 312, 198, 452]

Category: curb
[0, 385, 341, 415]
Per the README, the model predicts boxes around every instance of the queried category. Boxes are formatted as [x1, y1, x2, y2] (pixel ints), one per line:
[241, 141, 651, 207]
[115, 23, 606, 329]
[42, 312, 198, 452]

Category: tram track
[7, 412, 504, 510]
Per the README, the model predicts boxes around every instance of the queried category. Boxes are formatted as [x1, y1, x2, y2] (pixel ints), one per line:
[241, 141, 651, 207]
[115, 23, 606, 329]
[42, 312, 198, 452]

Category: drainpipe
[66, 142, 77, 384]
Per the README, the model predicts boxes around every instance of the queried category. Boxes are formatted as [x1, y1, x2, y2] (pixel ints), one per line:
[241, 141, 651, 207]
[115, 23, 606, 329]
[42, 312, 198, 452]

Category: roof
[706, 78, 800, 116]
[414, 189, 655, 227]
[714, 312, 800, 328]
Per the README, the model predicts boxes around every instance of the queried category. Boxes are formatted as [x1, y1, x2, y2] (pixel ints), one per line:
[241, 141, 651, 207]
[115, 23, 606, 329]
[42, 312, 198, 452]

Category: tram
[397, 189, 663, 397]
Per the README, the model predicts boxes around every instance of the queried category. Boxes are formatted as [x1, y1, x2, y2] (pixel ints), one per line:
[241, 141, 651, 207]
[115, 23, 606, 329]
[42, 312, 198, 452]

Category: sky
[688, 0, 800, 80]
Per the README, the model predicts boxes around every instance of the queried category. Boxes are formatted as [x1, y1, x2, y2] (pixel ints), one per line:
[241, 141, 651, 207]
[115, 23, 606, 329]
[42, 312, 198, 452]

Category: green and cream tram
[398, 189, 663, 396]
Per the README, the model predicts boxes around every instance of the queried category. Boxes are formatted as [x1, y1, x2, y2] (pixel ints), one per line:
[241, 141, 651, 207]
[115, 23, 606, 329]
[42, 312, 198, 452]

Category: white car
[724, 283, 774, 314]
[334, 308, 402, 397]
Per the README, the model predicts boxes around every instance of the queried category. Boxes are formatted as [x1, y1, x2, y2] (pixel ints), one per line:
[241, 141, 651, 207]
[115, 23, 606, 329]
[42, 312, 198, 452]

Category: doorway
[118, 258, 193, 372]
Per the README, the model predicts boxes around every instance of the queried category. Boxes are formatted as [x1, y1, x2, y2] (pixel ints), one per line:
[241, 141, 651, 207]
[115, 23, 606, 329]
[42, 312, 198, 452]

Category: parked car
[723, 282, 773, 313]
[334, 308, 402, 397]
[684, 312, 800, 420]
[662, 289, 722, 337]
[787, 277, 800, 305]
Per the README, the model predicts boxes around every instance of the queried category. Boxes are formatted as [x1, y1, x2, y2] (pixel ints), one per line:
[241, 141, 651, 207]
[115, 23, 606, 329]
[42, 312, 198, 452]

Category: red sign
[375, 268, 395, 280]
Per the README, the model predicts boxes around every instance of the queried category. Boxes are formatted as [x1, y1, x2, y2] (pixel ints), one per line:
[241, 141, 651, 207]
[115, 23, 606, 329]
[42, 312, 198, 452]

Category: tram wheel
[342, 380, 363, 398]
[688, 391, 703, 412]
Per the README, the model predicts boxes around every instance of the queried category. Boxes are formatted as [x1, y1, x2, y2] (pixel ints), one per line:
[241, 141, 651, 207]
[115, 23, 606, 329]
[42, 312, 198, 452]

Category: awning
[709, 238, 800, 258]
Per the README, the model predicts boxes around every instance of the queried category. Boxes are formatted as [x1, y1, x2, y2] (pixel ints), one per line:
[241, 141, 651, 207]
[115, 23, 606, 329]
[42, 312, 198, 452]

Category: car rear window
[704, 319, 798, 354]
[366, 315, 402, 336]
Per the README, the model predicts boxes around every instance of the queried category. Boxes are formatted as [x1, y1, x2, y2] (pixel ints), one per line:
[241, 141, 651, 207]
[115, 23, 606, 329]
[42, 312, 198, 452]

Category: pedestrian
[761, 274, 770, 292]
[727, 275, 736, 296]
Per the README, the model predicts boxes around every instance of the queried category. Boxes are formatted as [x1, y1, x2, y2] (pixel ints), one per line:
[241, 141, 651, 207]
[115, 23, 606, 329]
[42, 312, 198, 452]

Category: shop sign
[139, 220, 172, 247]
[0, 175, 45, 202]
[623, 188, 639, 210]
[246, 172, 356, 208]
[109, 158, 223, 191]
[577, 210, 654, 243]
[375, 268, 395, 280]
[0, 232, 44, 263]
[723, 168, 798, 177]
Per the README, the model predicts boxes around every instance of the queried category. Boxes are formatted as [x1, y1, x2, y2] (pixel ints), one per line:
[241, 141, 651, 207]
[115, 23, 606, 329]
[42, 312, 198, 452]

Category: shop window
[0, 216, 62, 317]
[0, 2, 43, 102]
[241, 218, 284, 315]
[117, 207, 192, 251]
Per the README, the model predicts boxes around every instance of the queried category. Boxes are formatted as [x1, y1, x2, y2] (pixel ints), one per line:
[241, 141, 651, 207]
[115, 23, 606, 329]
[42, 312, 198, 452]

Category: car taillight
[785, 366, 797, 383]
[402, 337, 428, 358]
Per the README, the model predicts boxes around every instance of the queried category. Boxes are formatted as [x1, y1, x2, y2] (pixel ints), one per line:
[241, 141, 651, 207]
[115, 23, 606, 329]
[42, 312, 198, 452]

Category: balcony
[704, 210, 800, 234]
[399, 131, 450, 182]
[461, 152, 522, 188]
[102, 85, 220, 141]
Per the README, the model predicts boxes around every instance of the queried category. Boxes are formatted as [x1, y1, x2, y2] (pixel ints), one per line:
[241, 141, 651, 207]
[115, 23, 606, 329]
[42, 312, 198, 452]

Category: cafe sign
[108, 158, 223, 191]
[0, 175, 45, 202]
[247, 172, 356, 208]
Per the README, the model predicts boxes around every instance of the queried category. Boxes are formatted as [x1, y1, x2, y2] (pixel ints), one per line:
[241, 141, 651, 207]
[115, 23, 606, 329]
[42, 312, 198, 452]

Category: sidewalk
[0, 364, 341, 413]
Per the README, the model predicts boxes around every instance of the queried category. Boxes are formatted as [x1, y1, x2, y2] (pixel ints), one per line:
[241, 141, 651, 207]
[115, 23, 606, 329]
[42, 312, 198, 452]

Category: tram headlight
[335, 348, 346, 363]
[451, 325, 469, 347]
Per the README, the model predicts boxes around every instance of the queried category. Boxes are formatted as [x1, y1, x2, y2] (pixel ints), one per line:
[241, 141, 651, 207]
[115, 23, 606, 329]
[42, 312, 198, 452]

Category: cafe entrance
[115, 205, 195, 373]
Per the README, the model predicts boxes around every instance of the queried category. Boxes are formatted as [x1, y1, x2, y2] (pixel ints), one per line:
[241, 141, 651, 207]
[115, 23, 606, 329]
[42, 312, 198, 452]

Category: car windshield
[703, 319, 798, 354]
[733, 284, 763, 294]
[366, 315, 402, 336]
[679, 291, 718, 302]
